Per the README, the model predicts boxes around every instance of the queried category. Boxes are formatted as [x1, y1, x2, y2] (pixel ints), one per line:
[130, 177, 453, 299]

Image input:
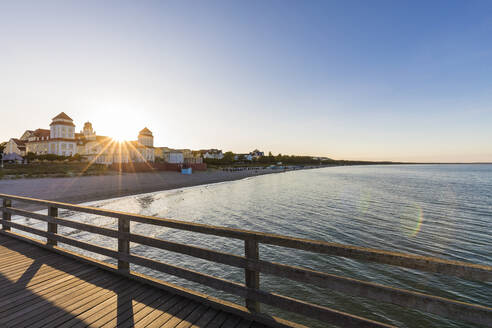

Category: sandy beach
[0, 169, 283, 211]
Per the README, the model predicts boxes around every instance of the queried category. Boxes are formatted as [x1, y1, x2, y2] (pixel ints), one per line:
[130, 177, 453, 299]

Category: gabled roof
[20, 130, 35, 141]
[11, 138, 26, 146]
[11, 138, 26, 150]
[139, 127, 153, 136]
[52, 112, 73, 121]
[33, 129, 50, 137]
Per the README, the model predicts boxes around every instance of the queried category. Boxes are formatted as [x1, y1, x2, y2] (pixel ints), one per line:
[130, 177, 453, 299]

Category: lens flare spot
[410, 206, 424, 237]
[357, 190, 372, 215]
[399, 203, 424, 237]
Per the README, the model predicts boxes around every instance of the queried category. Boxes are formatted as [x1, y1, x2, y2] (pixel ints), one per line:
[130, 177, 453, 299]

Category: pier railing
[1, 193, 491, 328]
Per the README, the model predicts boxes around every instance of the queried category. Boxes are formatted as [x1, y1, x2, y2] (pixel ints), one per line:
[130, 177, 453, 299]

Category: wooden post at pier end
[2, 199, 11, 231]
[118, 217, 130, 272]
[245, 239, 260, 312]
[47, 206, 58, 246]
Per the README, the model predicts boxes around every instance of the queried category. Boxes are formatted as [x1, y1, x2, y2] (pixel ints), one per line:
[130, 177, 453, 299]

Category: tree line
[204, 151, 399, 167]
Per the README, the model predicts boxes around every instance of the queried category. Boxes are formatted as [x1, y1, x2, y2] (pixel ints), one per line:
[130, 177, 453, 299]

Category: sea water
[15, 164, 492, 327]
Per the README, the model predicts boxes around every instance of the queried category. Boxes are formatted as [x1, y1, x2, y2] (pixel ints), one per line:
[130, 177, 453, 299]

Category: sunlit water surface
[15, 165, 492, 327]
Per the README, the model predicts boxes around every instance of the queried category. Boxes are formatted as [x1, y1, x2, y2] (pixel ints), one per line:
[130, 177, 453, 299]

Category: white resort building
[48, 112, 77, 156]
[4, 138, 26, 157]
[154, 147, 203, 164]
[78, 124, 155, 164]
[200, 149, 224, 160]
[2, 112, 155, 164]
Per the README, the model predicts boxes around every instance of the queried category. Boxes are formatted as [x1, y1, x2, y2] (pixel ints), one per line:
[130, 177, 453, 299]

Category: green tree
[69, 153, 82, 162]
[0, 142, 5, 160]
[222, 151, 235, 163]
[25, 152, 36, 162]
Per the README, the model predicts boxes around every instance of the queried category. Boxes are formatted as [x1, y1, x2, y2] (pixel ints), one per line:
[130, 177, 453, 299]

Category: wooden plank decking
[0, 235, 265, 328]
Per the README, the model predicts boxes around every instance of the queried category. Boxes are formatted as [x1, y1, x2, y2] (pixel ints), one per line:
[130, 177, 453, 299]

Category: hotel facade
[3, 112, 155, 164]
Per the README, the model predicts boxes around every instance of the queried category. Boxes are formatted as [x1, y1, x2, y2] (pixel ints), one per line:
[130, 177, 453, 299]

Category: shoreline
[2, 162, 465, 212]
[0, 168, 305, 211]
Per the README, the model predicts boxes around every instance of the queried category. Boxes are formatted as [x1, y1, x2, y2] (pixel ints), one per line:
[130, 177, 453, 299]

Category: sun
[97, 112, 136, 142]
[89, 102, 149, 142]
[106, 128, 134, 142]
[111, 134, 129, 143]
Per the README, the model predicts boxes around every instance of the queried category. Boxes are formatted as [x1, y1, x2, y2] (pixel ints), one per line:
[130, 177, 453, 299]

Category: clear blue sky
[1, 0, 491, 162]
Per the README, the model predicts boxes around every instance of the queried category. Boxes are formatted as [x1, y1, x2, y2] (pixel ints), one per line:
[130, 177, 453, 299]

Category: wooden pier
[0, 235, 259, 328]
[0, 193, 491, 327]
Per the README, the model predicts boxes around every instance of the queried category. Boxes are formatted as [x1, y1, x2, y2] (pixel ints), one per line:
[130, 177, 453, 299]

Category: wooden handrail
[1, 194, 491, 328]
[0, 210, 490, 326]
[0, 193, 490, 281]
[47, 206, 58, 246]
[1, 198, 11, 232]
[0, 218, 391, 327]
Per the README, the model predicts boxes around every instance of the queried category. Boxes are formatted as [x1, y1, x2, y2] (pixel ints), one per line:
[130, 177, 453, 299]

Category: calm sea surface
[16, 164, 492, 327]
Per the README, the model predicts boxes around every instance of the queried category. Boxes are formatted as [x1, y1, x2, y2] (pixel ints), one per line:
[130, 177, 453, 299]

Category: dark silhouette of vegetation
[69, 153, 83, 162]
[24, 152, 36, 162]
[222, 151, 235, 163]
[0, 162, 110, 179]
[0, 142, 6, 160]
[24, 152, 78, 162]
[204, 151, 398, 167]
[204, 151, 235, 165]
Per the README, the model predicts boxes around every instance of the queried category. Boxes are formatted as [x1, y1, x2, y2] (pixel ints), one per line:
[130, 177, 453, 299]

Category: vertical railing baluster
[2, 199, 11, 231]
[118, 217, 130, 272]
[47, 206, 58, 246]
[245, 239, 260, 312]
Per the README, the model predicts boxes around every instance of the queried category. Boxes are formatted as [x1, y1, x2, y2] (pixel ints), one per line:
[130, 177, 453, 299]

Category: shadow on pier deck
[0, 235, 263, 328]
[0, 193, 491, 328]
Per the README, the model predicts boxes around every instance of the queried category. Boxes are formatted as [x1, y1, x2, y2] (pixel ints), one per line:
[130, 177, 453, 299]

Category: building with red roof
[3, 112, 156, 164]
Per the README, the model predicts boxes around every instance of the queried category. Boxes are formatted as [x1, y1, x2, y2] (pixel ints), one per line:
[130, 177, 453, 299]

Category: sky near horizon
[1, 1, 491, 162]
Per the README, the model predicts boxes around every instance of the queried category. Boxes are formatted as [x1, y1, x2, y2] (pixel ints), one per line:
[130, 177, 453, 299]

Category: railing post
[47, 206, 58, 246]
[118, 217, 130, 272]
[2, 199, 12, 231]
[245, 239, 260, 312]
